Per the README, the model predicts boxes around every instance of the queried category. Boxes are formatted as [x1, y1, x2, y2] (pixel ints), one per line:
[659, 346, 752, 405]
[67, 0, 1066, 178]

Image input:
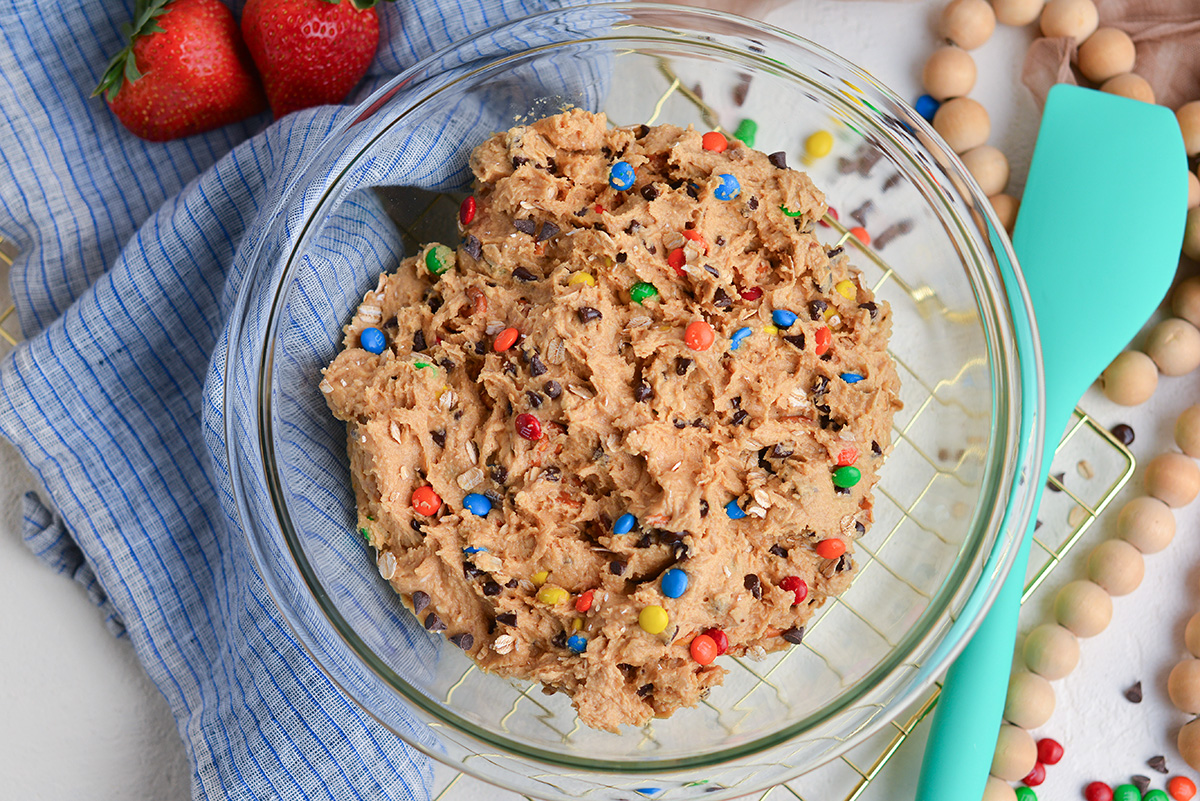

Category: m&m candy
[609, 161, 636, 191]
[730, 327, 753, 350]
[685, 321, 715, 351]
[462, 493, 491, 517]
[690, 634, 718, 665]
[360, 327, 386, 354]
[833, 465, 861, 488]
[725, 499, 746, 520]
[567, 633, 588, 654]
[772, 309, 798, 328]
[613, 513, 637, 535]
[661, 568, 689, 598]
[713, 173, 741, 201]
[701, 131, 727, 152]
[411, 486, 441, 516]
[639, 605, 669, 634]
[815, 538, 846, 559]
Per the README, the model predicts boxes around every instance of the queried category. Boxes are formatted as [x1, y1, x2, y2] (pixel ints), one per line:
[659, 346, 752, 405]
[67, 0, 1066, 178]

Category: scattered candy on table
[1114, 785, 1143, 801]
[1169, 776, 1197, 800]
[1015, 786, 1038, 801]
[609, 160, 636, 190]
[1022, 761, 1046, 787]
[1086, 781, 1115, 801]
[359, 326, 385, 354]
[915, 93, 941, 121]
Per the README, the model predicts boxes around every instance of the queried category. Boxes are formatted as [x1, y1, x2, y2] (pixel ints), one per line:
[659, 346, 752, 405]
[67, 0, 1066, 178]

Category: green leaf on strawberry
[94, 0, 173, 100]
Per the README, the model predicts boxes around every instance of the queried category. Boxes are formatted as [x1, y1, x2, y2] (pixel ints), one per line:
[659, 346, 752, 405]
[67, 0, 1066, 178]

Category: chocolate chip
[552, 631, 568, 649]
[835, 554, 851, 572]
[1133, 776, 1150, 795]
[673, 419, 686, 429]
[615, 252, 627, 263]
[744, 574, 762, 599]
[731, 410, 748, 426]
[850, 200, 873, 226]
[812, 376, 829, 395]
[483, 581, 502, 596]
[496, 612, 517, 626]
[1047, 472, 1065, 492]
[771, 444, 793, 459]
[871, 440, 882, 456]
[676, 357, 692, 376]
[474, 341, 486, 355]
[626, 220, 641, 234]
[431, 429, 446, 447]
[529, 352, 547, 377]
[412, 329, 427, 352]
[636, 532, 652, 548]
[504, 579, 518, 589]
[448, 632, 474, 650]
[463, 562, 482, 579]
[490, 465, 507, 484]
[783, 334, 806, 350]
[412, 591, 431, 613]
[546, 157, 557, 173]
[855, 521, 866, 534]
[513, 266, 538, 282]
[714, 235, 725, 246]
[768, 151, 788, 169]
[748, 196, 759, 210]
[542, 466, 561, 482]
[617, 662, 636, 678]
[423, 612, 446, 632]
[1111, 423, 1135, 445]
[769, 544, 789, 558]
[427, 294, 443, 313]
[883, 172, 901, 191]
[635, 381, 653, 402]
[503, 360, 517, 377]
[409, 518, 424, 534]
[781, 626, 805, 645]
[809, 299, 828, 320]
[637, 683, 654, 698]
[1125, 680, 1143, 703]
[671, 541, 688, 561]
[827, 245, 844, 259]
[636, 124, 650, 138]
[526, 390, 543, 408]
[513, 218, 536, 235]
[610, 560, 626, 576]
[640, 184, 659, 201]
[1149, 755, 1168, 774]
[601, 146, 613, 158]
[858, 301, 878, 319]
[686, 183, 700, 199]
[834, 486, 851, 496]
[537, 222, 559, 242]
[438, 358, 455, 372]
[512, 156, 529, 168]
[463, 235, 482, 260]
[544, 380, 562, 399]
[577, 306, 602, 323]
[713, 288, 733, 309]
[732, 73, 751, 106]
[646, 244, 656, 254]
[702, 264, 720, 278]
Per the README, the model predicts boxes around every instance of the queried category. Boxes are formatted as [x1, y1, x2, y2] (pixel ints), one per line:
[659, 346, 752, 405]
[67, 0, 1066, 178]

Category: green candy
[630, 281, 659, 304]
[780, 205, 804, 218]
[424, 244, 455, 275]
[734, 118, 758, 147]
[832, 466, 861, 488]
[1015, 788, 1037, 801]
[1144, 791, 1169, 801]
[1114, 785, 1142, 801]
[359, 527, 370, 542]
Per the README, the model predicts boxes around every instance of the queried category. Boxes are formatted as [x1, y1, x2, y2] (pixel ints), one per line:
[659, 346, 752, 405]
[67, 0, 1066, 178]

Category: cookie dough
[321, 109, 902, 731]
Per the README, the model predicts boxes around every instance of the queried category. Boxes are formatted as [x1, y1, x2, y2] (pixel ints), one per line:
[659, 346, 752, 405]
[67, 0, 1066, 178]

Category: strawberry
[95, 0, 267, 142]
[241, 0, 391, 119]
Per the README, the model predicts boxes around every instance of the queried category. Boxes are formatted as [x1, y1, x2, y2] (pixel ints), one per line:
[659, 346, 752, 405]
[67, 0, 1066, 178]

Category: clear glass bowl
[224, 5, 1044, 799]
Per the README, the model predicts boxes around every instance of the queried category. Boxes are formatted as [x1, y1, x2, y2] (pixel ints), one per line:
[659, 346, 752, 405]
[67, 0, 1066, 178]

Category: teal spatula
[915, 84, 1188, 800]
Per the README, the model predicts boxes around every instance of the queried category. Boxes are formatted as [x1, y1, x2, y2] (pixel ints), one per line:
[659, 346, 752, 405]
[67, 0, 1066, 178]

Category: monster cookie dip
[321, 109, 902, 731]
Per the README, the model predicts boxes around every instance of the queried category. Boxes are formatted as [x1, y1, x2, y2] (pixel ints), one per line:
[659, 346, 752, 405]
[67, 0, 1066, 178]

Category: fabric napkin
[0, 1, 601, 799]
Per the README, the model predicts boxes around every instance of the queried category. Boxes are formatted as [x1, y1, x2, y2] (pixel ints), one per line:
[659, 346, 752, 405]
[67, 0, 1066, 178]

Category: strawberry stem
[93, 0, 174, 101]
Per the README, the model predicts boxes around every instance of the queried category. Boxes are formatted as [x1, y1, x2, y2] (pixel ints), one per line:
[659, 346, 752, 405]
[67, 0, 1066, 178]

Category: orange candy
[1170, 776, 1197, 801]
[701, 131, 728, 153]
[411, 486, 442, 516]
[690, 633, 719, 665]
[575, 590, 595, 613]
[837, 447, 859, 467]
[849, 226, 870, 245]
[682, 229, 709, 254]
[815, 326, 832, 356]
[667, 247, 687, 276]
[815, 538, 846, 559]
[493, 326, 519, 352]
[684, 320, 715, 351]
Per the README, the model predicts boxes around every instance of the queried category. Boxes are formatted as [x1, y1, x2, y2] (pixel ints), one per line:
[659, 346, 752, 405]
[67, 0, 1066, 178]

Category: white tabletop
[4, 1, 1198, 799]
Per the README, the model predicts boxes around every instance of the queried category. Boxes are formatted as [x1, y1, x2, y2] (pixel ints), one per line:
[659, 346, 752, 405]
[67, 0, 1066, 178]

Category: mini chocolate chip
[1125, 681, 1143, 703]
[527, 390, 543, 408]
[490, 465, 507, 484]
[635, 381, 653, 402]
[438, 358, 455, 372]
[474, 341, 487, 355]
[617, 662, 636, 677]
[699, 499, 709, 518]
[731, 396, 741, 408]
[640, 184, 659, 201]
[544, 380, 562, 399]
[871, 440, 882, 455]
[813, 376, 829, 395]
[424, 612, 446, 632]
[858, 301, 878, 319]
[676, 357, 692, 376]
[431, 429, 446, 447]
[827, 245, 844, 259]
[713, 288, 733, 309]
[616, 252, 627, 263]
[412, 591, 431, 613]
[427, 295, 443, 313]
[1149, 756, 1169, 774]
[542, 466, 561, 482]
[504, 579, 519, 589]
[552, 631, 568, 649]
[771, 443, 793, 458]
[463, 562, 482, 579]
[503, 360, 517, 377]
[636, 532, 652, 548]
[671, 541, 688, 561]
[809, 299, 828, 320]
[855, 521, 866, 534]
[783, 334, 806, 350]
[768, 151, 788, 169]
[546, 157, 557, 173]
[636, 124, 650, 138]
[646, 244, 656, 254]
[487, 619, 497, 634]
[731, 410, 749, 426]
[703, 264, 720, 278]
[496, 612, 517, 626]
[819, 414, 831, 430]
[513, 218, 536, 235]
[1047, 473, 1065, 492]
[1111, 423, 1135, 445]
[748, 196, 759, 210]
[601, 146, 613, 158]
[781, 626, 805, 644]
[883, 172, 901, 190]
[513, 266, 538, 282]
[626, 220, 641, 234]
[744, 574, 762, 599]
[835, 554, 851, 572]
[483, 581, 502, 596]
[529, 353, 547, 377]
[610, 560, 626, 576]
[537, 222, 559, 242]
[409, 518, 424, 534]
[449, 632, 474, 650]
[835, 486, 851, 496]
[413, 329, 427, 351]
[769, 544, 789, 558]
[1133, 776, 1150, 795]
[483, 489, 503, 504]
[463, 235, 482, 260]
[512, 156, 529, 168]
[850, 200, 873, 226]
[714, 235, 725, 246]
[577, 306, 602, 323]
[820, 352, 833, 361]
[686, 183, 700, 199]
[576, 209, 588, 217]
[637, 683, 654, 698]
[673, 419, 686, 429]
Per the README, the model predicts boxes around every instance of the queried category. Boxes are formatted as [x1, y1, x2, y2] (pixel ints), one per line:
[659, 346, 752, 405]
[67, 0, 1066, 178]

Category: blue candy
[725, 499, 746, 520]
[840, 372, 865, 384]
[914, 94, 940, 122]
[359, 326, 386, 354]
[462, 493, 492, 517]
[713, 173, 741, 201]
[613, 512, 637, 535]
[730, 326, 753, 350]
[463, 545, 488, 554]
[772, 309, 798, 328]
[661, 568, 689, 598]
[567, 633, 588, 654]
[609, 161, 636, 191]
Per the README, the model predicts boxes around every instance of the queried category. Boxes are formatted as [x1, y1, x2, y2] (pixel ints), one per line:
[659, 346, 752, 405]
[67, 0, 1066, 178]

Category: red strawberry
[241, 0, 388, 119]
[95, 0, 267, 142]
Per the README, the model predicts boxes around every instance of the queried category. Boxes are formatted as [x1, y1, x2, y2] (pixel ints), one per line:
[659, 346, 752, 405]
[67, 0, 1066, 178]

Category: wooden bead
[1054, 579, 1113, 637]
[1040, 0, 1099, 40]
[963, 145, 1010, 196]
[1087, 538, 1144, 596]
[1144, 452, 1200, 508]
[994, 0, 1046, 26]
[923, 46, 977, 101]
[990, 194, 1020, 233]
[1023, 622, 1080, 679]
[1101, 350, 1158, 406]
[1169, 659, 1200, 713]
[983, 775, 1018, 801]
[1117, 496, 1176, 554]
[1184, 207, 1200, 262]
[1176, 276, 1200, 329]
[1146, 317, 1200, 376]
[1179, 718, 1200, 772]
[933, 97, 990, 154]
[1186, 611, 1200, 658]
[992, 723, 1038, 781]
[1176, 405, 1200, 458]
[1101, 73, 1156, 104]
[1077, 28, 1137, 83]
[941, 0, 997, 49]
[1178, 102, 1200, 157]
[1005, 670, 1057, 729]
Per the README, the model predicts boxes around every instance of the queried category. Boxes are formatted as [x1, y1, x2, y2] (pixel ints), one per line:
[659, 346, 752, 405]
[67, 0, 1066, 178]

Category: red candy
[690, 634, 718, 665]
[684, 320, 715, 351]
[515, 413, 543, 441]
[667, 247, 687, 276]
[1036, 738, 1063, 766]
[575, 590, 594, 613]
[411, 486, 442, 516]
[701, 131, 728, 153]
[1022, 762, 1045, 787]
[815, 326, 832, 356]
[818, 206, 839, 227]
[702, 627, 729, 655]
[815, 538, 846, 559]
[682, 229, 708, 254]
[459, 195, 476, 225]
[739, 286, 763, 301]
[836, 447, 858, 467]
[1170, 776, 1198, 801]
[779, 576, 808, 606]
[1085, 781, 1113, 801]
[493, 326, 519, 352]
[849, 226, 870, 245]
[594, 203, 605, 214]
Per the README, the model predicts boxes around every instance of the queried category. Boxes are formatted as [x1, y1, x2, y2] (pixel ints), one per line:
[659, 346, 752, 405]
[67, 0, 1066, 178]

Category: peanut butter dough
[321, 109, 902, 731]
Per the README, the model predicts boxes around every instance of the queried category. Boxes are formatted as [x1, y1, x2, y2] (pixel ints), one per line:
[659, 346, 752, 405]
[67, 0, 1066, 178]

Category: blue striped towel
[0, 1, 598, 798]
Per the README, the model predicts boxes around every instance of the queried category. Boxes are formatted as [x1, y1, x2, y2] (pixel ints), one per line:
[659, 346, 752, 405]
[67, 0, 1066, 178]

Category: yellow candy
[537, 585, 567, 605]
[823, 307, 838, 321]
[572, 618, 583, 631]
[531, 570, 549, 586]
[639, 605, 669, 634]
[569, 273, 596, 287]
[835, 280, 857, 300]
[806, 130, 834, 158]
[763, 325, 779, 336]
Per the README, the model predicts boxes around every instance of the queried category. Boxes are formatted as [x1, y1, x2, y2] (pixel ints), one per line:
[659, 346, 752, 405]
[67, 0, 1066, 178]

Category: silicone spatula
[915, 84, 1187, 801]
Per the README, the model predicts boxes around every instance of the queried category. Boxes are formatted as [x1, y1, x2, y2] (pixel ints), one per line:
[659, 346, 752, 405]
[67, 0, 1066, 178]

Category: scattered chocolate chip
[537, 222, 559, 242]
[496, 612, 517, 626]
[640, 184, 659, 202]
[748, 196, 759, 210]
[512, 156, 529, 168]
[490, 465, 507, 484]
[771, 443, 793, 458]
[768, 151, 787, 169]
[873, 220, 914, 249]
[552, 631, 568, 649]
[617, 662, 636, 678]
[1125, 680, 1143, 703]
[700, 499, 709, 518]
[686, 183, 700, 199]
[1149, 756, 1168, 774]
[528, 352, 547, 377]
[691, 418, 705, 428]
[635, 381, 653, 402]
[412, 329, 427, 352]
[744, 574, 762, 600]
[503, 360, 517, 377]
[438, 358, 455, 372]
[855, 521, 866, 534]
[731, 410, 749, 426]
[783, 334, 806, 350]
[544, 380, 562, 399]
[713, 288, 733, 309]
[871, 440, 882, 455]
[513, 218, 536, 235]
[412, 591, 431, 613]
[732, 73, 751, 106]
[637, 683, 654, 698]
[676, 357, 692, 376]
[782, 626, 805, 645]
[1047, 472, 1065, 492]
[577, 306, 602, 323]
[526, 390, 543, 408]
[769, 544, 789, 558]
[1133, 775, 1150, 795]
[463, 235, 482, 260]
[409, 518, 424, 534]
[635, 124, 650, 138]
[431, 429, 446, 448]
[610, 560, 627, 576]
[513, 266, 538, 282]
[448, 632, 473, 650]
[615, 251, 627, 263]
[850, 200, 873, 226]
[545, 157, 557, 173]
[673, 418, 686, 429]
[809, 299, 828, 320]
[1111, 423, 1135, 445]
[424, 612, 446, 632]
[542, 466, 561, 482]
[482, 581, 502, 596]
[504, 579, 518, 589]
[883, 172, 901, 191]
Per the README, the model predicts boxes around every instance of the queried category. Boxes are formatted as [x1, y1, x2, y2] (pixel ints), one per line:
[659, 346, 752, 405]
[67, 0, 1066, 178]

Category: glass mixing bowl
[224, 5, 1044, 799]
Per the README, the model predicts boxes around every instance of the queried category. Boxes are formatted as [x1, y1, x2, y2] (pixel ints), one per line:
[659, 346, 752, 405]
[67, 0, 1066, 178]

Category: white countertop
[4, 1, 1199, 799]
